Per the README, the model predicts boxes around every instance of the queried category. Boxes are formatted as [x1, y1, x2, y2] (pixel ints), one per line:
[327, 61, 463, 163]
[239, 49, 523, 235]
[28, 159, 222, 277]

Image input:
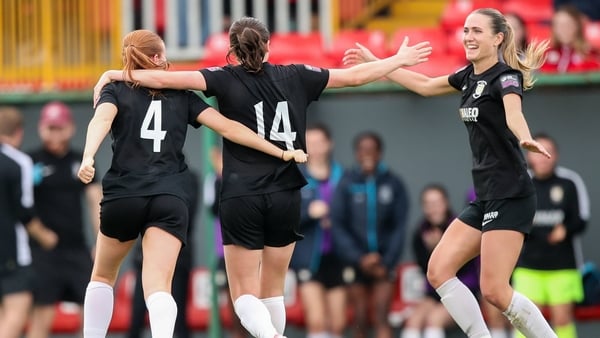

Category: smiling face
[463, 12, 504, 65]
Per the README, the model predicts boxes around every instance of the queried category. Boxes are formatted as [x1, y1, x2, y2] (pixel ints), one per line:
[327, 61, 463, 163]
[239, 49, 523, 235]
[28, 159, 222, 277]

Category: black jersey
[518, 167, 590, 270]
[0, 144, 33, 275]
[448, 62, 534, 200]
[29, 149, 95, 250]
[200, 63, 329, 200]
[97, 82, 208, 203]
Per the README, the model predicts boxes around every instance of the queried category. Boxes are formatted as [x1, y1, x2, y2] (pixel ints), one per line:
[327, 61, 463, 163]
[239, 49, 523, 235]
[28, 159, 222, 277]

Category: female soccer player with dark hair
[344, 7, 557, 338]
[93, 16, 431, 338]
[78, 29, 306, 338]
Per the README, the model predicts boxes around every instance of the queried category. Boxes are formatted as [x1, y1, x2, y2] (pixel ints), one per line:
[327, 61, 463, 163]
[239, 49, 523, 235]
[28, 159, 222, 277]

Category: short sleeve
[199, 67, 228, 98]
[97, 82, 119, 107]
[295, 64, 330, 102]
[497, 70, 523, 97]
[448, 64, 470, 91]
[187, 91, 210, 129]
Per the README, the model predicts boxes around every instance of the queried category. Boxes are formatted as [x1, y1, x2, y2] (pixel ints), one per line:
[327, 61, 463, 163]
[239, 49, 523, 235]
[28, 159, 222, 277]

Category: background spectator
[27, 101, 102, 338]
[401, 184, 479, 338]
[513, 132, 590, 338]
[505, 12, 528, 55]
[290, 123, 348, 338]
[541, 5, 600, 73]
[331, 131, 409, 338]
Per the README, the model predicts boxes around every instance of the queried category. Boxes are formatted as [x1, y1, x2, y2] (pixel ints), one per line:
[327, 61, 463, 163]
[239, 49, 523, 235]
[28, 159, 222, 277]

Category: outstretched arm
[94, 70, 207, 106]
[198, 107, 307, 163]
[503, 93, 551, 158]
[326, 37, 432, 88]
[342, 42, 455, 96]
[78, 102, 118, 184]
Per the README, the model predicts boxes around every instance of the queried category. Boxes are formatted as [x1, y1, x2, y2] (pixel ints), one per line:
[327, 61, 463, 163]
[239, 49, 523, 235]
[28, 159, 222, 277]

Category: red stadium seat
[326, 29, 388, 66]
[441, 0, 502, 30]
[389, 27, 448, 58]
[389, 263, 426, 327]
[447, 26, 466, 57]
[269, 32, 324, 64]
[186, 268, 211, 331]
[503, 1, 553, 24]
[50, 302, 81, 333]
[585, 21, 600, 50]
[108, 270, 136, 332]
[526, 23, 552, 43]
[407, 54, 467, 78]
[200, 32, 231, 68]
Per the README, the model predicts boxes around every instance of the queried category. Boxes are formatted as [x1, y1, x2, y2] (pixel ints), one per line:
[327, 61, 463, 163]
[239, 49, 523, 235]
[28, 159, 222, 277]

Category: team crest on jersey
[304, 64, 321, 72]
[472, 80, 487, 99]
[378, 184, 393, 204]
[550, 185, 564, 203]
[500, 74, 520, 89]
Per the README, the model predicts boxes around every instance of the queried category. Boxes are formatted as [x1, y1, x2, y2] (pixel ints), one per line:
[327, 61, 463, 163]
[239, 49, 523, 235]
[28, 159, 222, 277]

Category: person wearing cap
[26, 101, 102, 338]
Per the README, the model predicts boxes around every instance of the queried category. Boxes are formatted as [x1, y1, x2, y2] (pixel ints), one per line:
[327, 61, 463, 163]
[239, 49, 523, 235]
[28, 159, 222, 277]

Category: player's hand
[93, 71, 112, 108]
[343, 42, 380, 66]
[308, 200, 329, 219]
[283, 149, 308, 163]
[78, 157, 96, 184]
[520, 139, 551, 158]
[394, 36, 432, 67]
[38, 228, 59, 250]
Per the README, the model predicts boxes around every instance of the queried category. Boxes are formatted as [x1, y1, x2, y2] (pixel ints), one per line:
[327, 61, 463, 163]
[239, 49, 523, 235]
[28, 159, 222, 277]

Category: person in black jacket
[513, 133, 590, 338]
[331, 131, 409, 338]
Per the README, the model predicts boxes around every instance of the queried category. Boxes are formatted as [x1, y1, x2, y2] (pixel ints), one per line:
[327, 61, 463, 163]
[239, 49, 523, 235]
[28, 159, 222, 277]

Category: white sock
[234, 294, 278, 338]
[401, 328, 422, 338]
[502, 291, 557, 338]
[490, 328, 509, 338]
[146, 291, 178, 338]
[307, 332, 331, 338]
[261, 296, 286, 334]
[83, 281, 113, 338]
[424, 327, 446, 338]
[436, 277, 491, 338]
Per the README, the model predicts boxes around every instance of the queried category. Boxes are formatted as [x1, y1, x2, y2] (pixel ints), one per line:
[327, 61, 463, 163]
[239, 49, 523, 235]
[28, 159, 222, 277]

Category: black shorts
[295, 252, 349, 289]
[100, 195, 189, 245]
[31, 248, 92, 305]
[458, 194, 536, 234]
[0, 265, 34, 297]
[219, 190, 303, 250]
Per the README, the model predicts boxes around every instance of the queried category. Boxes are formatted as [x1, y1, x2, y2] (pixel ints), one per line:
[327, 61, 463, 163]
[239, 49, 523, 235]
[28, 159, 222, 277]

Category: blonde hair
[121, 30, 169, 86]
[475, 8, 549, 90]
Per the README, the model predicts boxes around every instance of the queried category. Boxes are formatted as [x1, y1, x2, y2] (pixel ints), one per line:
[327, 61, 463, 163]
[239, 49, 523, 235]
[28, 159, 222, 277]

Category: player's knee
[426, 263, 449, 289]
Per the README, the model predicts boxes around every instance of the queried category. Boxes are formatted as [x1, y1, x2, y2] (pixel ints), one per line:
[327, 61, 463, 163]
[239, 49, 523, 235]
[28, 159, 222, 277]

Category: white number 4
[141, 100, 167, 152]
[254, 101, 296, 150]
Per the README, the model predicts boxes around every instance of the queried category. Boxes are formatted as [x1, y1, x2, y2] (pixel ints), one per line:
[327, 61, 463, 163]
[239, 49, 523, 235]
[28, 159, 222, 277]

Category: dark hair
[420, 183, 450, 202]
[227, 17, 270, 73]
[474, 8, 548, 90]
[533, 132, 558, 151]
[353, 131, 383, 152]
[307, 122, 332, 140]
[122, 30, 169, 87]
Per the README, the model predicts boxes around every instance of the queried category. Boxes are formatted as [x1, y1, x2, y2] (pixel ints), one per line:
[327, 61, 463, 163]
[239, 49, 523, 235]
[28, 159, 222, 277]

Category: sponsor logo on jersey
[304, 64, 321, 72]
[459, 107, 479, 122]
[500, 74, 520, 89]
[550, 185, 564, 203]
[473, 80, 487, 99]
[533, 209, 565, 226]
[482, 210, 498, 227]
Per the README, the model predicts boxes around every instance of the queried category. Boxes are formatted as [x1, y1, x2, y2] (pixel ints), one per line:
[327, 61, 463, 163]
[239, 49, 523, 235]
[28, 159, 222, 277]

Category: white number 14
[141, 100, 167, 152]
[254, 101, 296, 150]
